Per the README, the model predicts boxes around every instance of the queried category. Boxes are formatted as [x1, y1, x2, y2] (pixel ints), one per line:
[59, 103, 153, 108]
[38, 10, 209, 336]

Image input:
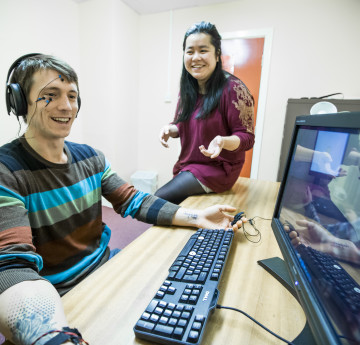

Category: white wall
[0, 0, 140, 182]
[136, 0, 360, 186]
[1, 0, 360, 187]
[0, 0, 83, 144]
[77, 0, 139, 179]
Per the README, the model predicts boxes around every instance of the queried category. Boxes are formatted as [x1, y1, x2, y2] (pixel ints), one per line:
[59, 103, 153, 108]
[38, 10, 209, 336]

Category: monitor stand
[257, 257, 317, 345]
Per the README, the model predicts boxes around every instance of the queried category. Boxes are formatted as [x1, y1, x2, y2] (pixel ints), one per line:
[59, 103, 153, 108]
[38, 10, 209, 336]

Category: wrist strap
[30, 327, 89, 345]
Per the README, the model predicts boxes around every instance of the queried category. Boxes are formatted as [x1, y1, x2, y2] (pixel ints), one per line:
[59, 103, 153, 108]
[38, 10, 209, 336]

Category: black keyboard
[297, 244, 360, 334]
[133, 228, 234, 345]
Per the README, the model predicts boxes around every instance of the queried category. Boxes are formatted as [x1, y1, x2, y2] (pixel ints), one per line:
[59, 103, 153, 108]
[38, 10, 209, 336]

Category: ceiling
[121, 0, 232, 14]
[73, 0, 233, 15]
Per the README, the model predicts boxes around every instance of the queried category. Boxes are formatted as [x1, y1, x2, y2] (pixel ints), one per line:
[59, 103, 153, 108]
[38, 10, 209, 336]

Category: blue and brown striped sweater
[0, 137, 180, 293]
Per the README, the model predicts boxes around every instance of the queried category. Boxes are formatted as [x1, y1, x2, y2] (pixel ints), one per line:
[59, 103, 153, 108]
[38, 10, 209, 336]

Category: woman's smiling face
[183, 32, 219, 93]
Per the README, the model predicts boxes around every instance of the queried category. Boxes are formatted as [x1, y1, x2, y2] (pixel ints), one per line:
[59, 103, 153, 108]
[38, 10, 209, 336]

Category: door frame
[221, 28, 273, 179]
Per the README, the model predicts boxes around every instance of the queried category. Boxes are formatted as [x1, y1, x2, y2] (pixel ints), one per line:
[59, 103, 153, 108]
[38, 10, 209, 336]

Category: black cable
[250, 216, 272, 222]
[216, 304, 295, 345]
[242, 215, 272, 243]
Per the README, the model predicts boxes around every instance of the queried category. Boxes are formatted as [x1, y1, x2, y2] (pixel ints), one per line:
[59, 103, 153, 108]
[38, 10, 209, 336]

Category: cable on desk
[216, 304, 295, 345]
[242, 215, 272, 244]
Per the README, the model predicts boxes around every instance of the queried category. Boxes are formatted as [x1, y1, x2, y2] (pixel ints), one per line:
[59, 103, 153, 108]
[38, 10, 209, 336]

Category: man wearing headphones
[0, 54, 243, 345]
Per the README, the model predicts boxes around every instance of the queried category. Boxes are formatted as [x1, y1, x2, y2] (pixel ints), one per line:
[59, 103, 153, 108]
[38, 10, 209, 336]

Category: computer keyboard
[296, 244, 360, 333]
[133, 228, 234, 345]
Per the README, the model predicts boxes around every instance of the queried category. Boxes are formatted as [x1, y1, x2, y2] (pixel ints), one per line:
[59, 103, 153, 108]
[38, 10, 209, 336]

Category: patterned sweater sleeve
[99, 151, 181, 225]
[221, 76, 255, 152]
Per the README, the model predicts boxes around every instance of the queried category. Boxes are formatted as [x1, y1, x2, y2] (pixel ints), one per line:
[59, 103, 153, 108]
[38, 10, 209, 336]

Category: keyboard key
[167, 271, 177, 279]
[135, 320, 155, 332]
[133, 228, 234, 345]
[175, 267, 187, 280]
[211, 273, 219, 280]
[145, 300, 158, 313]
[154, 324, 174, 336]
[181, 311, 191, 319]
[178, 319, 188, 327]
[176, 305, 184, 311]
[189, 295, 198, 304]
[168, 318, 177, 326]
[184, 305, 194, 312]
[173, 327, 184, 339]
[172, 310, 181, 318]
[168, 286, 176, 294]
[141, 312, 151, 320]
[195, 314, 205, 323]
[155, 291, 165, 298]
[150, 314, 159, 323]
[159, 301, 167, 308]
[154, 307, 163, 315]
[159, 316, 169, 324]
[198, 272, 208, 283]
[167, 302, 176, 310]
[187, 330, 200, 343]
[163, 309, 172, 317]
[192, 321, 202, 330]
[180, 295, 189, 303]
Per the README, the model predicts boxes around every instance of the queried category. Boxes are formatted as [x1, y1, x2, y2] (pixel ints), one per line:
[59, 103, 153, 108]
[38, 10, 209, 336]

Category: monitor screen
[309, 130, 349, 177]
[272, 112, 360, 345]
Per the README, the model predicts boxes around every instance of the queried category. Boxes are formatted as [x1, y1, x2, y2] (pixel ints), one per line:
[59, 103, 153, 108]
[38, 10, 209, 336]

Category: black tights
[154, 171, 206, 205]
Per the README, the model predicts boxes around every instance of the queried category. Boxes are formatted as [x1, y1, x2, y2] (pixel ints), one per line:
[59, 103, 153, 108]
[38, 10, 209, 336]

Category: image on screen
[277, 124, 360, 344]
[310, 131, 349, 177]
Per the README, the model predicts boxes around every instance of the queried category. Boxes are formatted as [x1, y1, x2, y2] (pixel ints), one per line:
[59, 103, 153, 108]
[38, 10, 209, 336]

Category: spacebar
[177, 236, 197, 258]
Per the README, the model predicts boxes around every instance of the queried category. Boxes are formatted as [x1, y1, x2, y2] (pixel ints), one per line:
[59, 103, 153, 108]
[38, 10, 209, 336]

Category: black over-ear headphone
[5, 53, 81, 117]
[6, 53, 41, 116]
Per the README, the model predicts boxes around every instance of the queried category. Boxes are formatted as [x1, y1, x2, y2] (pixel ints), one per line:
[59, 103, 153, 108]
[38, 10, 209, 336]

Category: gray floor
[103, 206, 152, 249]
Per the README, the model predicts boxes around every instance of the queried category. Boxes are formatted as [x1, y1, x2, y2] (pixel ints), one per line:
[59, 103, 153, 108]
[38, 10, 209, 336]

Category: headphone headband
[6, 53, 41, 86]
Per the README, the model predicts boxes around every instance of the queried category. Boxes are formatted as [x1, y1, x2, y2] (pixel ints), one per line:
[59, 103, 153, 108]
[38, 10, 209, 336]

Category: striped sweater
[0, 137, 180, 294]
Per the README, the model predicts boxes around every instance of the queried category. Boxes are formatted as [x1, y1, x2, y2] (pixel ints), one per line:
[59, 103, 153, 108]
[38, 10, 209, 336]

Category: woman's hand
[199, 136, 224, 159]
[199, 135, 240, 159]
[159, 124, 179, 148]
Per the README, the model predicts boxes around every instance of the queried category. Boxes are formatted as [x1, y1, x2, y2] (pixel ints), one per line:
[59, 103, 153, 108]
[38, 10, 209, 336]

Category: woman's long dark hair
[175, 21, 227, 123]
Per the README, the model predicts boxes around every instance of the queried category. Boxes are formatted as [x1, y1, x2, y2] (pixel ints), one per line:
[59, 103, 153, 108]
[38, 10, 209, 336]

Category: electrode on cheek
[45, 98, 53, 107]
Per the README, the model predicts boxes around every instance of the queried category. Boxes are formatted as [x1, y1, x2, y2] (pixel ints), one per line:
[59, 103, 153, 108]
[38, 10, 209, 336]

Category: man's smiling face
[26, 69, 79, 140]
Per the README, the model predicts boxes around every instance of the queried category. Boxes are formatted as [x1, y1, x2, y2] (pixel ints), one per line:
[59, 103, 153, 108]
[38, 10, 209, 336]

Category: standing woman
[155, 21, 255, 204]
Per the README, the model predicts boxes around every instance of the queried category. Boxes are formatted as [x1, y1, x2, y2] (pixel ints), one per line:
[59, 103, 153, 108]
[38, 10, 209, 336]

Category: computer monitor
[271, 112, 360, 345]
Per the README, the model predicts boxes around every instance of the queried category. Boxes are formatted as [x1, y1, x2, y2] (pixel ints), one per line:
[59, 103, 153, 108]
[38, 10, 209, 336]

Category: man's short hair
[10, 54, 79, 106]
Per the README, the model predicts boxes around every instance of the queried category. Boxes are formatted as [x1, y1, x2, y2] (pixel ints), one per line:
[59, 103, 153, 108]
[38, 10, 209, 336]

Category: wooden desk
[61, 177, 306, 344]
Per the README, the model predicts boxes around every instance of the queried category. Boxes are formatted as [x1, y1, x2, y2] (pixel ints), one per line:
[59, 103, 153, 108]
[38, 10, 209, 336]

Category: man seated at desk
[0, 54, 243, 345]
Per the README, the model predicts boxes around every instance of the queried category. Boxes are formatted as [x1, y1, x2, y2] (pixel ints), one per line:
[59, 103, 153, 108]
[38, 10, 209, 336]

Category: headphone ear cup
[76, 95, 81, 116]
[6, 83, 27, 116]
